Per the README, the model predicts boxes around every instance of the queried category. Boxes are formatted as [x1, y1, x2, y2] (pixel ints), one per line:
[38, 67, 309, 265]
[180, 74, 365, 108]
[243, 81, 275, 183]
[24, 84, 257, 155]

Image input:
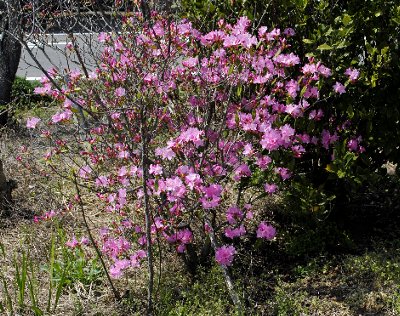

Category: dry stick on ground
[73, 175, 121, 301]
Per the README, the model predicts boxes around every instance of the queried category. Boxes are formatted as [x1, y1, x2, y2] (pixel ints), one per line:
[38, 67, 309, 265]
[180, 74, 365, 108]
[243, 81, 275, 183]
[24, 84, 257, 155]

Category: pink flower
[69, 69, 81, 81]
[152, 21, 165, 37]
[43, 210, 56, 220]
[260, 129, 282, 151]
[226, 206, 243, 224]
[333, 82, 346, 94]
[283, 28, 295, 36]
[79, 165, 92, 179]
[225, 225, 246, 239]
[345, 67, 360, 81]
[98, 32, 110, 42]
[348, 138, 358, 151]
[143, 73, 157, 84]
[149, 164, 163, 175]
[177, 244, 186, 253]
[317, 64, 332, 77]
[26, 117, 41, 129]
[223, 35, 241, 47]
[95, 175, 109, 187]
[155, 146, 176, 160]
[109, 265, 123, 279]
[66, 42, 73, 50]
[118, 166, 127, 177]
[202, 184, 223, 198]
[256, 155, 272, 169]
[257, 222, 276, 239]
[234, 164, 251, 181]
[235, 16, 251, 32]
[200, 183, 223, 209]
[177, 127, 204, 147]
[242, 143, 253, 156]
[177, 228, 193, 244]
[185, 173, 202, 190]
[286, 80, 299, 98]
[51, 110, 73, 124]
[80, 237, 90, 245]
[182, 57, 198, 68]
[65, 236, 79, 248]
[115, 87, 126, 97]
[215, 245, 236, 266]
[273, 53, 300, 67]
[321, 129, 338, 149]
[275, 167, 292, 180]
[237, 33, 257, 48]
[130, 250, 146, 268]
[264, 183, 278, 194]
[348, 137, 363, 152]
[118, 150, 130, 159]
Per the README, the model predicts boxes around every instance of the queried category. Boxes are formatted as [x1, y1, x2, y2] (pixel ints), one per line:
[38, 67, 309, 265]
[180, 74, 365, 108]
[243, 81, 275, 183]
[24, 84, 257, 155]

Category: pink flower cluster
[215, 245, 236, 266]
[65, 236, 90, 248]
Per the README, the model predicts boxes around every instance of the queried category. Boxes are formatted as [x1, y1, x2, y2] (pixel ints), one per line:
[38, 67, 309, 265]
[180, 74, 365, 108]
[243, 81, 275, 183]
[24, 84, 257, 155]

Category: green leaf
[325, 27, 334, 36]
[335, 41, 349, 49]
[337, 170, 346, 178]
[236, 85, 242, 97]
[32, 306, 44, 316]
[317, 43, 332, 50]
[300, 85, 308, 97]
[342, 14, 352, 26]
[302, 38, 314, 44]
[346, 105, 354, 119]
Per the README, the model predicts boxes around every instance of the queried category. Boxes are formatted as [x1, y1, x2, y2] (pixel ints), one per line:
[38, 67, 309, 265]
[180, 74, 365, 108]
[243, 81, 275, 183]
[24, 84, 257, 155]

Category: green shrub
[11, 77, 51, 115]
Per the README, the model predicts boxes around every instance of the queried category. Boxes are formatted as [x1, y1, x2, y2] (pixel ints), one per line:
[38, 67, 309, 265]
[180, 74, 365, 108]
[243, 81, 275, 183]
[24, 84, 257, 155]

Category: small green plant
[0, 241, 42, 315]
[9, 76, 52, 121]
[51, 226, 103, 287]
[0, 224, 102, 315]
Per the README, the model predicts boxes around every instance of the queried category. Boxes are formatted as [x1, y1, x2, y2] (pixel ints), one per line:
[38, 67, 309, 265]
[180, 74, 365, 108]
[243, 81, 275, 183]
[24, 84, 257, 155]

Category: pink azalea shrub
[24, 13, 361, 280]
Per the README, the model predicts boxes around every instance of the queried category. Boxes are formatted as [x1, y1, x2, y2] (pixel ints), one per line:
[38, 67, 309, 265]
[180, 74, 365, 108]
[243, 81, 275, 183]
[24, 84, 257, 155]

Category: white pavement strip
[26, 77, 43, 81]
[27, 42, 68, 48]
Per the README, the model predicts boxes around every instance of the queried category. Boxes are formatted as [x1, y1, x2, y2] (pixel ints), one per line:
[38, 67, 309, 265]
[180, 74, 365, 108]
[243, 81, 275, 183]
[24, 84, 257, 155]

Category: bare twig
[72, 174, 121, 301]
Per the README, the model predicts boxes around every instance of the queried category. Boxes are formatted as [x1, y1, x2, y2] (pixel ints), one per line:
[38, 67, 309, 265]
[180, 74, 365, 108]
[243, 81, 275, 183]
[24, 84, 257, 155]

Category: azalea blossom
[333, 82, 346, 94]
[26, 117, 41, 129]
[215, 245, 236, 266]
[264, 183, 278, 194]
[115, 87, 126, 97]
[345, 67, 360, 81]
[257, 222, 276, 239]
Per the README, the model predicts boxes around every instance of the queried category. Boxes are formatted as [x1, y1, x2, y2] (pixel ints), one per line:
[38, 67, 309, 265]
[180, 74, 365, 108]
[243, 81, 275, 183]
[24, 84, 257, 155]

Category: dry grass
[0, 127, 129, 315]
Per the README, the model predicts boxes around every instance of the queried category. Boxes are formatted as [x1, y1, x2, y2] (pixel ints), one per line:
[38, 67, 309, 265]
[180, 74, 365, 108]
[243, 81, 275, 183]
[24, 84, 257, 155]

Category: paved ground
[17, 33, 102, 80]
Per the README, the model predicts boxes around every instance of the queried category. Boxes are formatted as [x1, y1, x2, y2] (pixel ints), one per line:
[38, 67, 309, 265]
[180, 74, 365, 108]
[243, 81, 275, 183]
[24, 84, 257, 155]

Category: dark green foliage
[11, 77, 50, 111]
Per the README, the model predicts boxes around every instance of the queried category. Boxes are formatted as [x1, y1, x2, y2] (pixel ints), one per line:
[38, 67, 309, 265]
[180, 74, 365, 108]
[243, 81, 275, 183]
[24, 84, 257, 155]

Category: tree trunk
[0, 0, 22, 126]
[0, 159, 16, 215]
